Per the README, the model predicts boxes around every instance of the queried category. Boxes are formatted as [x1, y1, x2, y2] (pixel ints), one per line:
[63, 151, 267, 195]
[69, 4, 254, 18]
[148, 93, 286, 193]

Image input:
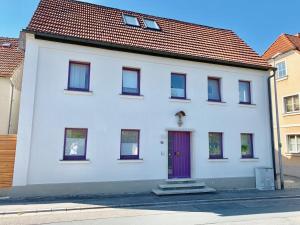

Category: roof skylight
[1, 42, 11, 48]
[143, 19, 160, 30]
[123, 15, 140, 27]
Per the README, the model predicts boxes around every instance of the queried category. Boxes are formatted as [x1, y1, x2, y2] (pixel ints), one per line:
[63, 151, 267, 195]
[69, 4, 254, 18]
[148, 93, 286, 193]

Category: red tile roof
[262, 33, 300, 60]
[0, 37, 24, 77]
[26, 0, 270, 70]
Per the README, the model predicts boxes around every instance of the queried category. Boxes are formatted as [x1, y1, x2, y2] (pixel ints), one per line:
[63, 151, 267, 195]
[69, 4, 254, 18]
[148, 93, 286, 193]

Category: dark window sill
[169, 97, 191, 102]
[119, 94, 144, 99]
[208, 158, 229, 161]
[207, 100, 225, 103]
[145, 27, 161, 31]
[117, 159, 143, 163]
[64, 89, 93, 95]
[59, 159, 90, 163]
[240, 158, 259, 161]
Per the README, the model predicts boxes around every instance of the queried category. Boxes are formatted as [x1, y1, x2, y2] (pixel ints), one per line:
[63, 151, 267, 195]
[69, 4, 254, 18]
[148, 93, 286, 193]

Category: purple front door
[168, 131, 191, 179]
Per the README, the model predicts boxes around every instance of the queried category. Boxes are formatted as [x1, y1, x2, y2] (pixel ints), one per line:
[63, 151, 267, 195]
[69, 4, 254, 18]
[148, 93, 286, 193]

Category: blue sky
[1, 0, 299, 55]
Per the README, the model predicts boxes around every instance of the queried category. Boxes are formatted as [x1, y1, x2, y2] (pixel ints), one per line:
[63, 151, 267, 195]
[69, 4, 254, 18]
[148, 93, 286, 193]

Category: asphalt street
[1, 196, 300, 225]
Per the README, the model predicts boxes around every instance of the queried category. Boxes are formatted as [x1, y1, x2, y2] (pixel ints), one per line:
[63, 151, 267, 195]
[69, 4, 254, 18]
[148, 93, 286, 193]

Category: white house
[0, 37, 23, 135]
[12, 0, 274, 197]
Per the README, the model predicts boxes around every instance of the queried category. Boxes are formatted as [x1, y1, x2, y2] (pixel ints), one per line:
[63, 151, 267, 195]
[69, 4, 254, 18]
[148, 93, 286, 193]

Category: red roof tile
[0, 37, 24, 77]
[26, 0, 270, 70]
[262, 33, 300, 60]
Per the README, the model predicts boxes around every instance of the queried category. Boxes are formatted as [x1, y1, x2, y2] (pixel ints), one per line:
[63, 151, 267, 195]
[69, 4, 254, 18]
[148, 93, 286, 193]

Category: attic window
[1, 42, 11, 47]
[143, 19, 160, 30]
[123, 15, 140, 27]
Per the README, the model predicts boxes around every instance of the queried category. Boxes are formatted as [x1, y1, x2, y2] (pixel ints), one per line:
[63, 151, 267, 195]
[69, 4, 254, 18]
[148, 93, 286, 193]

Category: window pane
[144, 19, 160, 30]
[171, 74, 186, 98]
[122, 69, 139, 94]
[209, 133, 222, 158]
[241, 134, 253, 158]
[294, 95, 300, 111]
[64, 129, 87, 158]
[69, 63, 89, 90]
[239, 81, 251, 103]
[124, 15, 139, 26]
[285, 96, 293, 112]
[121, 130, 139, 158]
[276, 62, 287, 79]
[208, 78, 221, 101]
[288, 135, 300, 153]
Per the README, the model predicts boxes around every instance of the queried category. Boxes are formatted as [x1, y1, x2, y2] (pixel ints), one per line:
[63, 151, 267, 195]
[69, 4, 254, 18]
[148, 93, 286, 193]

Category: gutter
[268, 66, 284, 190]
[267, 72, 277, 187]
[23, 29, 272, 71]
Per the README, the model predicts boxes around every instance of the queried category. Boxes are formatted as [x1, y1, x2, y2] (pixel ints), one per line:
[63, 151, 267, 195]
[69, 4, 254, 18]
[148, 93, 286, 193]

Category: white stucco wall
[13, 34, 273, 186]
[0, 64, 23, 135]
[0, 78, 12, 134]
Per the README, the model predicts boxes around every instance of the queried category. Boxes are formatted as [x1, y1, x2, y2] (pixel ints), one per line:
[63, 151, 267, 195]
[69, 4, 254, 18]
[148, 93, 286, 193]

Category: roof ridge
[67, 0, 233, 33]
[282, 33, 298, 50]
[284, 33, 300, 50]
[262, 33, 292, 58]
[0, 37, 19, 40]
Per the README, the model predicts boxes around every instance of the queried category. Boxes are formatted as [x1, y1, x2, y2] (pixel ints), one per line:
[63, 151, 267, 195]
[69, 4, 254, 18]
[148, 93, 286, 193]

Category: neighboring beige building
[0, 37, 24, 134]
[263, 33, 300, 178]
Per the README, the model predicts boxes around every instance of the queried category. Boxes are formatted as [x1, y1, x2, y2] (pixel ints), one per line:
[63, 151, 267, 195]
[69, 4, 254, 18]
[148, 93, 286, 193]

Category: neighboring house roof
[0, 37, 24, 77]
[24, 0, 270, 70]
[262, 33, 300, 60]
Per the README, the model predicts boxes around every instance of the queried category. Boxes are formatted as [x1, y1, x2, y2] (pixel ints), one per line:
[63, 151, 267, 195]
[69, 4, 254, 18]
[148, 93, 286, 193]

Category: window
[122, 68, 140, 95]
[276, 61, 287, 79]
[68, 62, 90, 91]
[208, 77, 221, 102]
[239, 81, 251, 104]
[287, 135, 300, 154]
[63, 128, 88, 160]
[143, 19, 160, 30]
[209, 132, 223, 159]
[120, 130, 140, 159]
[241, 133, 254, 158]
[123, 15, 140, 27]
[171, 73, 186, 99]
[284, 95, 300, 113]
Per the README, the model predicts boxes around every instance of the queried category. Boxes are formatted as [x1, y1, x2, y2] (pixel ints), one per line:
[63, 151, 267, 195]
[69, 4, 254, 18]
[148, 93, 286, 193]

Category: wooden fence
[0, 135, 16, 188]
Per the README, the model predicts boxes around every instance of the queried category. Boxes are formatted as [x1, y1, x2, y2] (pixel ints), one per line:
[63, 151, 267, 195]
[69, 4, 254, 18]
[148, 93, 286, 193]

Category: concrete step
[165, 178, 197, 184]
[152, 187, 216, 196]
[159, 182, 206, 190]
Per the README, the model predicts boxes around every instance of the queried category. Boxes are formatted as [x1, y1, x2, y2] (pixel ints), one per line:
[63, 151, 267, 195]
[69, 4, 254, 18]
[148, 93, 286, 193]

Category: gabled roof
[25, 0, 270, 70]
[0, 37, 24, 78]
[262, 33, 300, 60]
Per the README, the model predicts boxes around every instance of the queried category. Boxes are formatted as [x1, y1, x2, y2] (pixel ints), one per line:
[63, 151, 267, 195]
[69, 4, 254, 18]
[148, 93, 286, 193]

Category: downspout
[268, 72, 277, 188]
[7, 80, 14, 134]
[268, 62, 284, 190]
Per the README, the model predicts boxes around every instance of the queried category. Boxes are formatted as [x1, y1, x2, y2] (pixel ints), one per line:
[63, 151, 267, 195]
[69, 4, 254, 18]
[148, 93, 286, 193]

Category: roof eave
[24, 29, 272, 71]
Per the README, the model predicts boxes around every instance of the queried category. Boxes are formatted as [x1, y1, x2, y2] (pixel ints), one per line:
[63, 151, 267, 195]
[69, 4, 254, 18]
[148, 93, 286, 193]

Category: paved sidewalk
[1, 189, 300, 215]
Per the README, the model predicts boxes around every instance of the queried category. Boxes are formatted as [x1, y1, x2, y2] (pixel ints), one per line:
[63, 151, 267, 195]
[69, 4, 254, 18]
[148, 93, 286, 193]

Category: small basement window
[143, 19, 160, 30]
[123, 15, 140, 27]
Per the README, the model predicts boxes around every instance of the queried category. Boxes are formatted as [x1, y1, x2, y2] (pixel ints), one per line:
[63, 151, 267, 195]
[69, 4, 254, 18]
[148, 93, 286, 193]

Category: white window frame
[276, 61, 287, 80]
[143, 18, 160, 30]
[286, 134, 300, 154]
[282, 93, 300, 114]
[123, 14, 140, 27]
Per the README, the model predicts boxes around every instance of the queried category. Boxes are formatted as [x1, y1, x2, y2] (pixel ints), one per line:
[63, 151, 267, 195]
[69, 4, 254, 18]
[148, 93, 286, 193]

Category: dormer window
[143, 19, 160, 30]
[123, 15, 140, 27]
